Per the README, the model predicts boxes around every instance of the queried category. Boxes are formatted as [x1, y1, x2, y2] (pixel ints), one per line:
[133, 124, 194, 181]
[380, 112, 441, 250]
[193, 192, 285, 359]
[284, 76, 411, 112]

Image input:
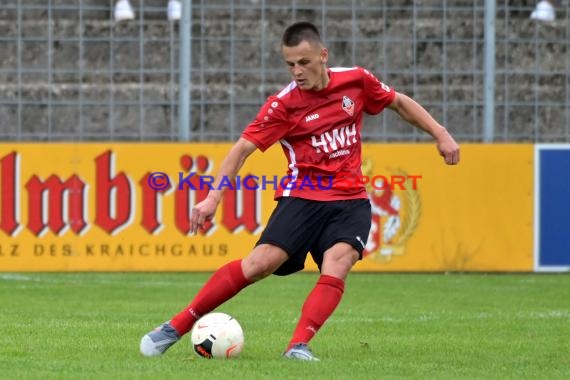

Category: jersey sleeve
[360, 67, 396, 115]
[241, 97, 292, 152]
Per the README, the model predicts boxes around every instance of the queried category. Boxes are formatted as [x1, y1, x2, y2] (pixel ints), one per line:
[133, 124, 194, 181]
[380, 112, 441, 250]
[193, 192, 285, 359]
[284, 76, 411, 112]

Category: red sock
[170, 259, 252, 336]
[287, 274, 345, 350]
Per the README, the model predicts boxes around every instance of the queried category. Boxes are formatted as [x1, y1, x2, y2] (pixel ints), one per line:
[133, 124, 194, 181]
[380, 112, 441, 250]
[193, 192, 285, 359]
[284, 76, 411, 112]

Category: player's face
[282, 40, 329, 91]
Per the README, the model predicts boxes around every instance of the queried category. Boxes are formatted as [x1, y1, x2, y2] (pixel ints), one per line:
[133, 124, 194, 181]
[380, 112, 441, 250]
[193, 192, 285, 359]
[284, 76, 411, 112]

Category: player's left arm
[388, 92, 460, 165]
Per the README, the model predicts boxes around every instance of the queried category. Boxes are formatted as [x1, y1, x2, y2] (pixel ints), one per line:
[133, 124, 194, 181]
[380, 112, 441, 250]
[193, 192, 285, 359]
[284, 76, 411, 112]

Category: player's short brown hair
[281, 22, 323, 47]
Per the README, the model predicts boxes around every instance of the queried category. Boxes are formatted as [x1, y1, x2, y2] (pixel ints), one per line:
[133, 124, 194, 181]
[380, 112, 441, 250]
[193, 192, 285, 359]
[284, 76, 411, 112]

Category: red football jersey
[242, 66, 396, 201]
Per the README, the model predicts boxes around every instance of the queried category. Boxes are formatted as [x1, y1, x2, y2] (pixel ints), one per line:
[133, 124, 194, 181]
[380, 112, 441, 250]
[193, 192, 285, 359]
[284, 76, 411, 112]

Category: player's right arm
[190, 137, 257, 234]
[191, 95, 291, 234]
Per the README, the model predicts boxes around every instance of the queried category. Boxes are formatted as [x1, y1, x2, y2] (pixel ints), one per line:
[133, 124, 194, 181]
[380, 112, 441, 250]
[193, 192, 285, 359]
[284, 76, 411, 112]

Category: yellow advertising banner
[0, 143, 533, 272]
[357, 143, 533, 272]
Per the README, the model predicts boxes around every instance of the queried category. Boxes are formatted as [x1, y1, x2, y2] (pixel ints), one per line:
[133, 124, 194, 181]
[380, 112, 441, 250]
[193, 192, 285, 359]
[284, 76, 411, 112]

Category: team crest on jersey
[341, 96, 355, 116]
[361, 158, 422, 263]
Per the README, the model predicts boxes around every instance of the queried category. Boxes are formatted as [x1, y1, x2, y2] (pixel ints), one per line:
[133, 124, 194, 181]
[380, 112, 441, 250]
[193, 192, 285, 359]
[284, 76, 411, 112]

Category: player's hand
[434, 127, 460, 165]
[190, 196, 219, 234]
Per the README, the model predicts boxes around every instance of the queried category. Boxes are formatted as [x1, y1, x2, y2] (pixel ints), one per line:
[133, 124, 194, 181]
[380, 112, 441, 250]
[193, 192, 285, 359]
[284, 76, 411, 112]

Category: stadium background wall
[1, 1, 569, 142]
[0, 143, 540, 272]
[1, 2, 569, 272]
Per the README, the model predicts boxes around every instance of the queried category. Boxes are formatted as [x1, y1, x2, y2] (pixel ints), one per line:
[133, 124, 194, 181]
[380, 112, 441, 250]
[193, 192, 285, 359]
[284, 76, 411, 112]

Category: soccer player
[140, 21, 460, 360]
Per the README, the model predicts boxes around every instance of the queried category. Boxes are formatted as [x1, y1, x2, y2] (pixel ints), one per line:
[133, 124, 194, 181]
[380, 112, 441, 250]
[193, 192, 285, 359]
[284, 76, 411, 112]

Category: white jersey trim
[277, 81, 298, 98]
[330, 67, 358, 72]
[279, 138, 298, 197]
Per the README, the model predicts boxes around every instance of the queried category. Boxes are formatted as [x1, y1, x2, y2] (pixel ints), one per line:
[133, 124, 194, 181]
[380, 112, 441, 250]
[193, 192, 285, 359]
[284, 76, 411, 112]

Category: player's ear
[320, 48, 328, 64]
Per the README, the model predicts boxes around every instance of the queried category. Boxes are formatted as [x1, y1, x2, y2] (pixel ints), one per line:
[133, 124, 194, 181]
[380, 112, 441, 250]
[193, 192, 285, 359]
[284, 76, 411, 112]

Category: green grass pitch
[1, 272, 569, 379]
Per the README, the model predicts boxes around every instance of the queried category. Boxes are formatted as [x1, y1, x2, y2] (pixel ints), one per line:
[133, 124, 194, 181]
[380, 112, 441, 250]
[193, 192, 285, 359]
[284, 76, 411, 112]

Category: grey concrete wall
[0, 1, 567, 141]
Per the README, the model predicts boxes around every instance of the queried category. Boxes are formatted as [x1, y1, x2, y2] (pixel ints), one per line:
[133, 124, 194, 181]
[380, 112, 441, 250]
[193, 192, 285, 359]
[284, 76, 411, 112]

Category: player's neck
[313, 68, 330, 91]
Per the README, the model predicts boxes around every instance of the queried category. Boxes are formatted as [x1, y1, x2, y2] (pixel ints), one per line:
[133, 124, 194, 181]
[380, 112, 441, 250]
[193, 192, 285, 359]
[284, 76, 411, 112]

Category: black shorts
[256, 197, 372, 276]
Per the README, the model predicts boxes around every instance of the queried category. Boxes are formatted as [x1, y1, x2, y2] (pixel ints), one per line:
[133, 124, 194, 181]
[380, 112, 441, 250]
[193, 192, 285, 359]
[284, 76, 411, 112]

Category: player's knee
[321, 244, 359, 278]
[242, 245, 287, 281]
[242, 257, 276, 281]
[334, 255, 357, 272]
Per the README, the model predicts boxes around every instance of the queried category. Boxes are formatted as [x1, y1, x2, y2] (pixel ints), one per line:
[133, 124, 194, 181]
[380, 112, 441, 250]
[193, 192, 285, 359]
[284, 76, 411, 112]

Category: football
[190, 312, 244, 359]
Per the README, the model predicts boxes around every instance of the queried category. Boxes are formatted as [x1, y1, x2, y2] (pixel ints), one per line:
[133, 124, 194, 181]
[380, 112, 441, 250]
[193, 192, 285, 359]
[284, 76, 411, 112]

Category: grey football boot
[140, 321, 181, 356]
[283, 343, 320, 361]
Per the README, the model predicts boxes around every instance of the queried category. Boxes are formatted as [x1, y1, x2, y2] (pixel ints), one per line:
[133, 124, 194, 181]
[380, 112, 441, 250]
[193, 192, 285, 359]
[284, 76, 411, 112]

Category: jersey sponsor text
[311, 123, 357, 154]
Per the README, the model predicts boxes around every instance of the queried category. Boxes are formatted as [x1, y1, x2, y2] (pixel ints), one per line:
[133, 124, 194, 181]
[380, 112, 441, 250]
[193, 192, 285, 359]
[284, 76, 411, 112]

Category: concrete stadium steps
[0, 2, 568, 140]
[1, 14, 566, 75]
